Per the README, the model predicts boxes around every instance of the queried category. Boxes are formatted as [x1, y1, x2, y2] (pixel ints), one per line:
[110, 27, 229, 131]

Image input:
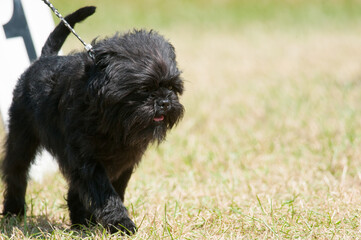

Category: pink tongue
[154, 115, 164, 122]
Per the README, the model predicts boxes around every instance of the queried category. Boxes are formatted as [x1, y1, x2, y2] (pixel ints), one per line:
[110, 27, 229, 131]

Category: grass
[2, 0, 361, 239]
[48, 0, 361, 41]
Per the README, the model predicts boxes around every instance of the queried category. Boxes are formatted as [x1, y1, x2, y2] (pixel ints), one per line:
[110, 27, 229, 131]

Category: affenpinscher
[1, 6, 184, 234]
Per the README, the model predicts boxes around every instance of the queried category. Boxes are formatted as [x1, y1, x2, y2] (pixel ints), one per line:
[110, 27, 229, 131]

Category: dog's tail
[40, 6, 96, 58]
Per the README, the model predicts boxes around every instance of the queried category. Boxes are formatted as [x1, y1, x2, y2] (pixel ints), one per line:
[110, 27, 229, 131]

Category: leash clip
[85, 44, 95, 59]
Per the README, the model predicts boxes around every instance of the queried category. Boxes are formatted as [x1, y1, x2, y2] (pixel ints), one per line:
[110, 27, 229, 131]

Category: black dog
[2, 6, 184, 234]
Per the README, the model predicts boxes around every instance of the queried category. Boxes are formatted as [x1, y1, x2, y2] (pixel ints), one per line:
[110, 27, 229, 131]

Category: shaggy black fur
[1, 6, 184, 235]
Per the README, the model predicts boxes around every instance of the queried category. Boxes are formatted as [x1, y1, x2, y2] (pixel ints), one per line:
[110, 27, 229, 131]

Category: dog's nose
[157, 99, 170, 110]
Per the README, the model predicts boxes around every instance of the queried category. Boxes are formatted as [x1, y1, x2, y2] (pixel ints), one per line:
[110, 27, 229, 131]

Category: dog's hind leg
[2, 105, 39, 216]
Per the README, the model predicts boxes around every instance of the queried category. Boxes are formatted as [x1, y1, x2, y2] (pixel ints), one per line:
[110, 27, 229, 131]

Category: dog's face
[90, 30, 184, 146]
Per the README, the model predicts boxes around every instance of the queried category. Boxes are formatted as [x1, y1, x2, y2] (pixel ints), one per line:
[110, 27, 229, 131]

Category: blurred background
[52, 0, 361, 33]
[2, 0, 361, 238]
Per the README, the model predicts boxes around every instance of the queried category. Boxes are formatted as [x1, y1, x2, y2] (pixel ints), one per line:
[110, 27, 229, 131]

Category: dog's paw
[3, 199, 26, 217]
[96, 196, 137, 234]
[108, 216, 137, 235]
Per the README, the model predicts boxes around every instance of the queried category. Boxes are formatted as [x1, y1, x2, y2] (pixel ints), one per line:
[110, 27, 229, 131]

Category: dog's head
[89, 30, 184, 146]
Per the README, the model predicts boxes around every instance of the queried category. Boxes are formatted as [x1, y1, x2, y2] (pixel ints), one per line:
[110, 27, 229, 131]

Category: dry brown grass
[1, 26, 361, 239]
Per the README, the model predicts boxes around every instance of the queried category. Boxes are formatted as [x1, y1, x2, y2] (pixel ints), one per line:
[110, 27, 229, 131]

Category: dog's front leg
[112, 166, 134, 203]
[68, 160, 137, 234]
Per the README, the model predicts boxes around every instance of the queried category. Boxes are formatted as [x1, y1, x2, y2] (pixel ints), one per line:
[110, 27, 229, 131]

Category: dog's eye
[144, 87, 152, 93]
[168, 86, 173, 91]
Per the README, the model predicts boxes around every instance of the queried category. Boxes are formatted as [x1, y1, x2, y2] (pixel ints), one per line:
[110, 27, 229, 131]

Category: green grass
[2, 0, 361, 239]
[51, 0, 361, 34]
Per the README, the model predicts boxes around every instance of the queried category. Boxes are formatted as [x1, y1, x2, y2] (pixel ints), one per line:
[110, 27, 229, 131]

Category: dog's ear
[92, 36, 122, 70]
[86, 71, 109, 101]
[94, 51, 118, 72]
[88, 39, 118, 98]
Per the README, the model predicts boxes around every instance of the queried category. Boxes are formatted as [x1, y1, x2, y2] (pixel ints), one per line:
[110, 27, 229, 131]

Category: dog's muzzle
[156, 99, 171, 111]
[153, 99, 171, 122]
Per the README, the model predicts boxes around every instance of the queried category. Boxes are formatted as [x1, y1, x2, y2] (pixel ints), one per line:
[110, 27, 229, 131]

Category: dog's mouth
[153, 115, 164, 122]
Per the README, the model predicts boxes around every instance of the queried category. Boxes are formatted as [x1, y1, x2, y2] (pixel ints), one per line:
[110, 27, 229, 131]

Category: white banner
[0, 0, 58, 182]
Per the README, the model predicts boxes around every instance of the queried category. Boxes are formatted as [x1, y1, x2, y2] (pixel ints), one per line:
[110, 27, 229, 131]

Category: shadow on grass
[0, 214, 106, 238]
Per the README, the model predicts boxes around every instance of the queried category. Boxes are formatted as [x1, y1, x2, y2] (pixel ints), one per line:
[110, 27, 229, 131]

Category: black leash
[41, 0, 95, 59]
